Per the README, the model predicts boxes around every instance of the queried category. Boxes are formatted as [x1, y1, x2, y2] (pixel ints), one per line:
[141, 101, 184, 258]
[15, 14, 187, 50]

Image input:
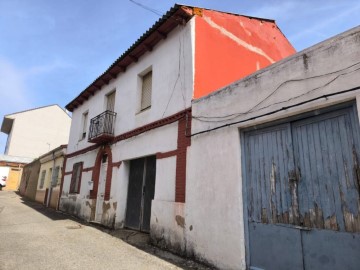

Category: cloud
[25, 59, 74, 76]
[288, 2, 360, 42]
[0, 57, 33, 113]
[0, 57, 36, 153]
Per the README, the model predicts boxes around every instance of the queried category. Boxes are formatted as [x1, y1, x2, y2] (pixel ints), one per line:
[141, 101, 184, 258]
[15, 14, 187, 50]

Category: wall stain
[175, 215, 185, 228]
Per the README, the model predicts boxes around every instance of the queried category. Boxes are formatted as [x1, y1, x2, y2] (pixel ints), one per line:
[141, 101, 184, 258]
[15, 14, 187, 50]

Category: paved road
[0, 191, 210, 270]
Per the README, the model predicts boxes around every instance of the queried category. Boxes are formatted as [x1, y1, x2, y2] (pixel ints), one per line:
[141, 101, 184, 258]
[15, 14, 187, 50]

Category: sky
[0, 0, 359, 153]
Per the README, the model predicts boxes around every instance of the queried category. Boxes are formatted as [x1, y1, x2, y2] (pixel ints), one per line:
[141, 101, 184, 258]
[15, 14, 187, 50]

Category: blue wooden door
[292, 106, 360, 269]
[244, 123, 304, 270]
[243, 104, 360, 270]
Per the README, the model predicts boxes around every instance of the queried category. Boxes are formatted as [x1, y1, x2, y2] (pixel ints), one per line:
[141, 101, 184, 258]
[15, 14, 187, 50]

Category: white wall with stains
[67, 19, 194, 154]
[187, 26, 360, 269]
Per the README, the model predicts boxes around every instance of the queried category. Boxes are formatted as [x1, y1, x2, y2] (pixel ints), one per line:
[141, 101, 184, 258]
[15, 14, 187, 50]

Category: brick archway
[90, 145, 113, 200]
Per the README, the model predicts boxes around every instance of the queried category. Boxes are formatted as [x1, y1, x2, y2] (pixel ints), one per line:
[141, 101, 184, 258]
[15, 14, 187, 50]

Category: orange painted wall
[194, 9, 296, 99]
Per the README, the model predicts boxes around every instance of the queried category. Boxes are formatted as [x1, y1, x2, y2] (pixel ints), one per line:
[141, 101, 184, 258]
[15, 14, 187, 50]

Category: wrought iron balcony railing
[88, 110, 116, 144]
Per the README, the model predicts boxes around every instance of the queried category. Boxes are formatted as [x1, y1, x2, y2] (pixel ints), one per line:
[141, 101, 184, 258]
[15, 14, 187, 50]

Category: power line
[193, 61, 360, 122]
[129, 0, 163, 17]
[189, 86, 360, 137]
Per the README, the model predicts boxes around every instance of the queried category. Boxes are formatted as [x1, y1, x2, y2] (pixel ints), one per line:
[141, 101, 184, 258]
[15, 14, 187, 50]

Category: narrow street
[0, 191, 211, 270]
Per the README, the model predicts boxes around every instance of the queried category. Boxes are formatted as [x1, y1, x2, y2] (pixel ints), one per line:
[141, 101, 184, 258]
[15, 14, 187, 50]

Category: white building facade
[60, 4, 296, 269]
[189, 26, 360, 269]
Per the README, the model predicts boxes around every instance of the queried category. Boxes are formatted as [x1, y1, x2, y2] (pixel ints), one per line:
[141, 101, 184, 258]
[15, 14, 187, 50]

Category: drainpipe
[46, 150, 56, 207]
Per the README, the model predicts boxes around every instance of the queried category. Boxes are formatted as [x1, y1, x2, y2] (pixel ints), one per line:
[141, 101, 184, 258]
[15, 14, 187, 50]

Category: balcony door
[106, 91, 116, 112]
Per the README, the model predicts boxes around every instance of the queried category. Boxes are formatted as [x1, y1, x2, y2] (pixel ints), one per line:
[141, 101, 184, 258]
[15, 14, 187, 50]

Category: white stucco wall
[5, 105, 71, 158]
[61, 121, 179, 228]
[188, 26, 360, 269]
[67, 20, 194, 154]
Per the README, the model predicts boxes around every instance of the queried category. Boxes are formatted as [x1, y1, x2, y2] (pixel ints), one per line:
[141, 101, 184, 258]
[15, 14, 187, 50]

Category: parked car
[0, 176, 6, 190]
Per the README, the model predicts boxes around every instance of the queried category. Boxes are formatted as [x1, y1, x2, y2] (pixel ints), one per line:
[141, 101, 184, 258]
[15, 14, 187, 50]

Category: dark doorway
[125, 156, 156, 232]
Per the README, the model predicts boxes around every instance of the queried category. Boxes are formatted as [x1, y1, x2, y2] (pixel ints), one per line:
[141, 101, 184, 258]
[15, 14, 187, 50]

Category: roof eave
[65, 4, 195, 112]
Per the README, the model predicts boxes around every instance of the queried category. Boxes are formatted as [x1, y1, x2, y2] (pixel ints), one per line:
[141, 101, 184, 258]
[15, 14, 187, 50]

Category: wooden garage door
[243, 104, 360, 270]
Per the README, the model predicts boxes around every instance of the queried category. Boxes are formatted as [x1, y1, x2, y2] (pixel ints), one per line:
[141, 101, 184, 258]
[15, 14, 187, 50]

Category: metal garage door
[125, 156, 156, 232]
[243, 104, 360, 270]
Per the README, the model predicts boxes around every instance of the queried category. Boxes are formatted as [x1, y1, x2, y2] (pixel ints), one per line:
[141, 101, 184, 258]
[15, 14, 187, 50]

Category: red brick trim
[113, 108, 190, 143]
[156, 150, 178, 159]
[82, 166, 94, 172]
[65, 108, 191, 159]
[175, 111, 191, 203]
[66, 144, 99, 159]
[64, 108, 191, 203]
[112, 161, 122, 168]
[90, 146, 113, 201]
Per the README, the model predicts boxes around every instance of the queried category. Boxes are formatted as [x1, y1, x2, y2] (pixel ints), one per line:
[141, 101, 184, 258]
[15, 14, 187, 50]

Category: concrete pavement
[0, 191, 212, 270]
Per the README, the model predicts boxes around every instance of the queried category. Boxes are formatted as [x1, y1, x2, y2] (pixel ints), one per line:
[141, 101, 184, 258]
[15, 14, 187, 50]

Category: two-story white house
[59, 4, 295, 268]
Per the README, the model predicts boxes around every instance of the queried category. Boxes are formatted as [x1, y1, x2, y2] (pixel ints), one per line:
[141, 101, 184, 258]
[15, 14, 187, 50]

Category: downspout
[57, 154, 67, 210]
[46, 150, 56, 207]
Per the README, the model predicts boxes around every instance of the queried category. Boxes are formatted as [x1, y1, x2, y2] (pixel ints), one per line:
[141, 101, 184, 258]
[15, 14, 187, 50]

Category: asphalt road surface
[0, 191, 212, 270]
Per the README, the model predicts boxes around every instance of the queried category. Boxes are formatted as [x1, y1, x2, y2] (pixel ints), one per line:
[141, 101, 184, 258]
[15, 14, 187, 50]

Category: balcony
[88, 110, 116, 144]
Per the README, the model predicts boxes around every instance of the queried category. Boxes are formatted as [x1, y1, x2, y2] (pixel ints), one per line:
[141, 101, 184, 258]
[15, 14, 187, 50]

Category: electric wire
[189, 86, 360, 137]
[193, 61, 360, 122]
[129, 0, 163, 16]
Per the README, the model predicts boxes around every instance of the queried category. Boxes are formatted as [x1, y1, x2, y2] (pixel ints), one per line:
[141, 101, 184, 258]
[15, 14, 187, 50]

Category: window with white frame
[80, 111, 88, 140]
[140, 70, 152, 111]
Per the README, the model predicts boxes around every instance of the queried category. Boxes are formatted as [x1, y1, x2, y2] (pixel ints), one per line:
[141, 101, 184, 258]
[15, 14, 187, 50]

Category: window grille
[51, 166, 60, 187]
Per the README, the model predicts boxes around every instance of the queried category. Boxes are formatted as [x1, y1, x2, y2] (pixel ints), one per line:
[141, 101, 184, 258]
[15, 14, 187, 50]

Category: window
[140, 71, 152, 111]
[80, 112, 88, 140]
[51, 166, 60, 187]
[106, 91, 116, 112]
[39, 170, 46, 189]
[70, 162, 83, 194]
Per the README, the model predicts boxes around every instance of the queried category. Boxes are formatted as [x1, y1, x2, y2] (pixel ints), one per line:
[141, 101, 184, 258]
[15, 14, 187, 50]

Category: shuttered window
[141, 71, 152, 111]
[80, 112, 88, 140]
[70, 162, 83, 194]
[107, 91, 116, 112]
[51, 166, 60, 187]
[39, 170, 46, 189]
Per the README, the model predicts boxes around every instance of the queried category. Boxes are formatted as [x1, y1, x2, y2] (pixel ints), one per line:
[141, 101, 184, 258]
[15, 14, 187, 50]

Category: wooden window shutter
[107, 91, 116, 112]
[141, 71, 152, 110]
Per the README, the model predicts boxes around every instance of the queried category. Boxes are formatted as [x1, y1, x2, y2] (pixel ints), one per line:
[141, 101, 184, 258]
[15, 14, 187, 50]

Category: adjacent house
[189, 26, 360, 269]
[1, 105, 71, 159]
[35, 145, 67, 209]
[1, 104, 71, 191]
[0, 155, 33, 191]
[59, 3, 294, 267]
[19, 158, 41, 201]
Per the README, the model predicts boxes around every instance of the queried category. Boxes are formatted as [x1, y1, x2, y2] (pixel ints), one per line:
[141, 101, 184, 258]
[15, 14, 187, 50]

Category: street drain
[66, 224, 82, 229]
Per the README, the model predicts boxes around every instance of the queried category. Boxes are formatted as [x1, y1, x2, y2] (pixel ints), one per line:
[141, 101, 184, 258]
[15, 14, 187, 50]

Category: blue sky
[0, 0, 359, 154]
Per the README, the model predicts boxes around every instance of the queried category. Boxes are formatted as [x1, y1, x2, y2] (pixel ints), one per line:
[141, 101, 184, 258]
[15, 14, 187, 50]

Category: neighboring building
[34, 145, 67, 209]
[59, 3, 294, 267]
[0, 155, 33, 191]
[19, 158, 41, 201]
[189, 26, 360, 269]
[1, 105, 71, 159]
